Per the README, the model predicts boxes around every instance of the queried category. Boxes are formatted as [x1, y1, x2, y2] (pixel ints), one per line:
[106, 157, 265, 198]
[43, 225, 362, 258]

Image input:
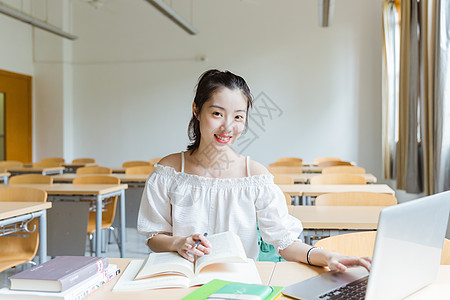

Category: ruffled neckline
[154, 163, 274, 187]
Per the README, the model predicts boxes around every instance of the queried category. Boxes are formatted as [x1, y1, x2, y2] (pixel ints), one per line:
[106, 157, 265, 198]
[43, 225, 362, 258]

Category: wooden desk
[84, 258, 275, 300]
[0, 202, 52, 264]
[0, 172, 10, 183]
[270, 262, 450, 300]
[0, 184, 128, 258]
[6, 166, 64, 176]
[284, 173, 377, 184]
[52, 173, 148, 187]
[288, 205, 383, 244]
[279, 184, 395, 197]
[61, 162, 99, 173]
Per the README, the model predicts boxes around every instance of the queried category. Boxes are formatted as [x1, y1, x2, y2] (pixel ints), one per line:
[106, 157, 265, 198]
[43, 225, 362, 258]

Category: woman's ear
[192, 102, 198, 119]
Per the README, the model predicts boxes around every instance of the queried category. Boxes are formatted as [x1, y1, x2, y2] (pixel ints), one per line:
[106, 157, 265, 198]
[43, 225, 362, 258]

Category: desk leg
[39, 210, 48, 263]
[96, 195, 102, 257]
[120, 190, 126, 258]
[3, 176, 8, 184]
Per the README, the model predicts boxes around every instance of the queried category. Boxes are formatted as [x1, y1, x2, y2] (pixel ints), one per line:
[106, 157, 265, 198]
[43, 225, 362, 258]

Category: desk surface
[85, 258, 275, 300]
[52, 174, 148, 183]
[84, 259, 449, 300]
[0, 202, 52, 220]
[279, 184, 395, 196]
[288, 205, 383, 230]
[61, 162, 99, 168]
[5, 166, 65, 172]
[286, 173, 377, 184]
[0, 183, 128, 195]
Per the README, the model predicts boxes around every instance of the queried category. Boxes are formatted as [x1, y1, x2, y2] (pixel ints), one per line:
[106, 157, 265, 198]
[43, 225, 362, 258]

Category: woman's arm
[147, 233, 211, 262]
[279, 240, 372, 271]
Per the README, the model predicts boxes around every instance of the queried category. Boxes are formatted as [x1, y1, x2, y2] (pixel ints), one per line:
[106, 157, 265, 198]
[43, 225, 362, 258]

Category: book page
[113, 260, 190, 291]
[195, 231, 247, 274]
[190, 259, 262, 287]
[135, 252, 195, 280]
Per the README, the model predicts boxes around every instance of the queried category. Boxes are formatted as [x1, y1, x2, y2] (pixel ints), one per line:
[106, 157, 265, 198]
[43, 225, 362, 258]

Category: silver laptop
[282, 191, 450, 300]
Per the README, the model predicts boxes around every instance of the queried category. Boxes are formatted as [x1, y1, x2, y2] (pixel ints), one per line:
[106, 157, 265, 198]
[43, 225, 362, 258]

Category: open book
[113, 231, 262, 291]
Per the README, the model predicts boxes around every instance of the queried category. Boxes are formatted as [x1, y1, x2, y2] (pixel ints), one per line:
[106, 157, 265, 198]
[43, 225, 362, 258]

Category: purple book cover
[9, 256, 109, 292]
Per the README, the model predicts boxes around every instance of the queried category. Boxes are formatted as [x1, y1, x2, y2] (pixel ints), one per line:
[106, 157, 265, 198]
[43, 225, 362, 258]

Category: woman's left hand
[326, 253, 372, 272]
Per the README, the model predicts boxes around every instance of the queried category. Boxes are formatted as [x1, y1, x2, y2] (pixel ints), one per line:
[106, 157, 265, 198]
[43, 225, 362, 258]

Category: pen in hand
[193, 232, 208, 250]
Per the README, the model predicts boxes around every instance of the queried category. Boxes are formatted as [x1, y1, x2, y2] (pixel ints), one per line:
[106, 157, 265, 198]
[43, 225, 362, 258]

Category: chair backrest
[0, 160, 23, 168]
[310, 174, 366, 185]
[283, 192, 292, 206]
[125, 166, 156, 175]
[40, 157, 65, 164]
[315, 233, 450, 265]
[315, 192, 397, 206]
[73, 175, 120, 185]
[72, 158, 96, 164]
[0, 187, 48, 271]
[273, 174, 294, 185]
[276, 157, 303, 164]
[268, 166, 303, 174]
[314, 231, 377, 258]
[9, 174, 53, 184]
[269, 161, 302, 167]
[313, 157, 342, 164]
[122, 161, 150, 168]
[76, 166, 112, 174]
[322, 166, 366, 174]
[33, 162, 62, 168]
[148, 158, 161, 166]
[318, 160, 353, 167]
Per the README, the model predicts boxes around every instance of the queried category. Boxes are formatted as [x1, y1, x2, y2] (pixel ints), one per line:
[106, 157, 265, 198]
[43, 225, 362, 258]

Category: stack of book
[0, 256, 120, 300]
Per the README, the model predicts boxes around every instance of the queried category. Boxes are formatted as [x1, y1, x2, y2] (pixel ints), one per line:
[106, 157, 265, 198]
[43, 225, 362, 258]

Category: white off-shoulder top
[137, 152, 303, 260]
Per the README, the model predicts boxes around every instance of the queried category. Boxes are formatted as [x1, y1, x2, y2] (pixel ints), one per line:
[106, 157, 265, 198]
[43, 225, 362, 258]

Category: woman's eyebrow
[208, 105, 246, 113]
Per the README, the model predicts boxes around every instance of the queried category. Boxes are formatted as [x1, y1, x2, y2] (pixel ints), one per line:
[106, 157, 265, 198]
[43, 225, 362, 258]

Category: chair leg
[89, 233, 94, 256]
[108, 226, 122, 254]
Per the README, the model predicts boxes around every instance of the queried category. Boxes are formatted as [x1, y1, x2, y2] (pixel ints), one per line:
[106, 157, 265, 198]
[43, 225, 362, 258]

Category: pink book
[9, 256, 108, 292]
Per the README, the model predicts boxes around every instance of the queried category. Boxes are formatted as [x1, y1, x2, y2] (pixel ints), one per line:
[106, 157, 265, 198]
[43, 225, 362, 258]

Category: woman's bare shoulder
[157, 152, 182, 171]
[249, 159, 271, 176]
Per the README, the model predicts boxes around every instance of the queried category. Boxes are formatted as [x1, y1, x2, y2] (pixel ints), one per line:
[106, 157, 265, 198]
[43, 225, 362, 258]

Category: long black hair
[187, 69, 253, 153]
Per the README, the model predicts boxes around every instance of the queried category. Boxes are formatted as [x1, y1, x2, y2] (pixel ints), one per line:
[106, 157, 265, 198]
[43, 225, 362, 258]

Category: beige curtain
[382, 1, 400, 180]
[396, 0, 449, 194]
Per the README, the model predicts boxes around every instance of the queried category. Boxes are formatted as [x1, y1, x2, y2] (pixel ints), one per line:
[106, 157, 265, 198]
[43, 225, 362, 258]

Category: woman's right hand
[175, 233, 212, 262]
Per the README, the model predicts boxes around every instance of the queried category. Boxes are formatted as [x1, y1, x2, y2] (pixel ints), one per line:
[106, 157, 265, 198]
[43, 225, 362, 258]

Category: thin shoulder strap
[181, 152, 185, 173]
[246, 156, 251, 177]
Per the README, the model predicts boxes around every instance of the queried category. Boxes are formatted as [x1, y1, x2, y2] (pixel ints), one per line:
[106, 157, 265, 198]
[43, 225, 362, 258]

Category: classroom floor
[0, 228, 149, 289]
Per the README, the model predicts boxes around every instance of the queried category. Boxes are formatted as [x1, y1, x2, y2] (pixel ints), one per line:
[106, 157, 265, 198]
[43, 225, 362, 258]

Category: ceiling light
[0, 4, 78, 40]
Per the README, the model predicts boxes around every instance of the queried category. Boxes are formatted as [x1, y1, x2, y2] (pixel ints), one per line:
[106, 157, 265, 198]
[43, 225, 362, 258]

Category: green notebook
[182, 279, 283, 300]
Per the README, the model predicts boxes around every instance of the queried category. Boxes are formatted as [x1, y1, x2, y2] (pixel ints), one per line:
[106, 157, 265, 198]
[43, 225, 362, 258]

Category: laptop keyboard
[318, 276, 368, 300]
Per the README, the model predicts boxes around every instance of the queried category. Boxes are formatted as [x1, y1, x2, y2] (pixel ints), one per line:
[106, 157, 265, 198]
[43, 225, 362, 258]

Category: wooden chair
[310, 174, 366, 185]
[315, 192, 397, 206]
[276, 157, 303, 164]
[0, 161, 23, 168]
[9, 174, 53, 184]
[273, 174, 294, 185]
[269, 161, 302, 167]
[40, 157, 65, 165]
[73, 176, 120, 255]
[122, 161, 150, 168]
[315, 232, 450, 265]
[0, 187, 47, 272]
[148, 158, 161, 166]
[322, 166, 366, 174]
[318, 161, 352, 168]
[268, 166, 303, 174]
[313, 157, 341, 164]
[72, 158, 96, 164]
[125, 165, 155, 175]
[76, 166, 112, 174]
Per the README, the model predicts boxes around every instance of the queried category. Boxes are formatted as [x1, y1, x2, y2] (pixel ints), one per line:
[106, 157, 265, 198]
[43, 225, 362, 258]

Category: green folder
[182, 279, 283, 300]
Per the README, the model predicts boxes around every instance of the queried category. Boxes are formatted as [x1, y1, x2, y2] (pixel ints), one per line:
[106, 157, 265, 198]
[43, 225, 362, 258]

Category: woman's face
[195, 87, 247, 152]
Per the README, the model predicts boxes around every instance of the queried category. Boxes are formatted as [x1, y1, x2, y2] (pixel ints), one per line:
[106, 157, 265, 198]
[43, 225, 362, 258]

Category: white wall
[71, 0, 383, 177]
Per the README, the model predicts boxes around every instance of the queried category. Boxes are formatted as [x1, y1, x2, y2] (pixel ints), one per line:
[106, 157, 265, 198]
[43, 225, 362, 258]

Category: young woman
[137, 69, 371, 272]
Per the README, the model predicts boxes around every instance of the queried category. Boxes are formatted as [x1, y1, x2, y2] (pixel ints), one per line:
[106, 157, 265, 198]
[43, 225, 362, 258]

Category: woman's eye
[213, 112, 222, 117]
[235, 115, 244, 121]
